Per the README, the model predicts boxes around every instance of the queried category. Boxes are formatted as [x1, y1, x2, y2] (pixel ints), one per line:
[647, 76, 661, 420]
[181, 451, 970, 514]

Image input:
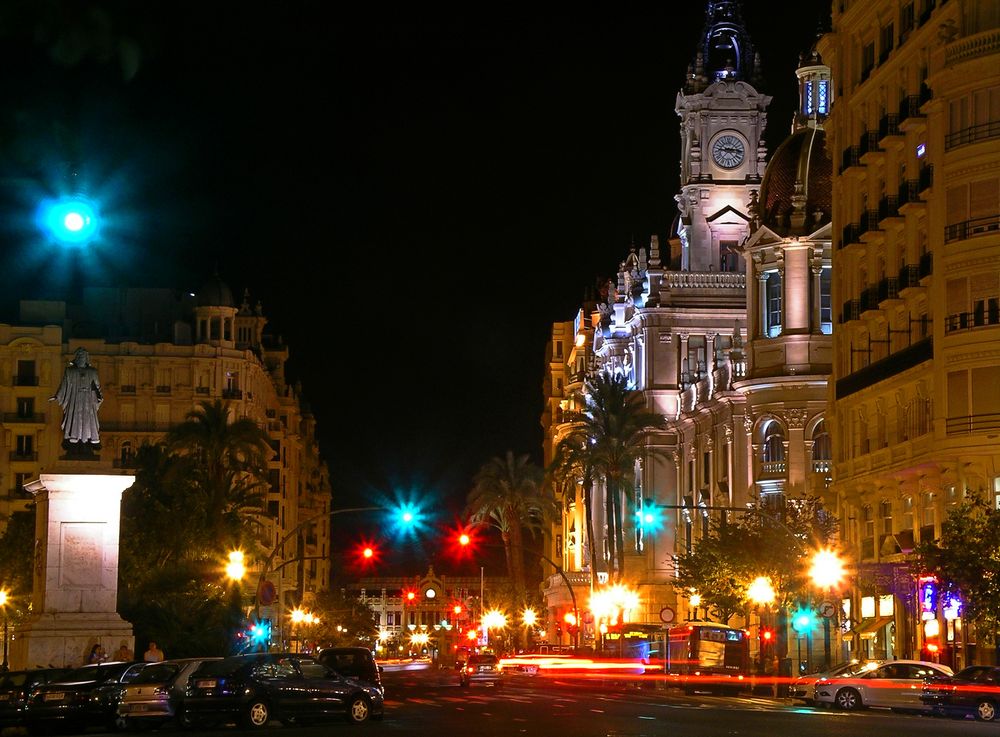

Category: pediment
[705, 204, 750, 224]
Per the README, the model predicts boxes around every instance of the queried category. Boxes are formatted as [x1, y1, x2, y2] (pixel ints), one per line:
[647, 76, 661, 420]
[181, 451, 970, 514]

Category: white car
[814, 659, 953, 712]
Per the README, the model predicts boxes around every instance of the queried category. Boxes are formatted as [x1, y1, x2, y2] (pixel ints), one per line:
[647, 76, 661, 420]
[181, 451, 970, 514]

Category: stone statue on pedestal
[50, 347, 103, 451]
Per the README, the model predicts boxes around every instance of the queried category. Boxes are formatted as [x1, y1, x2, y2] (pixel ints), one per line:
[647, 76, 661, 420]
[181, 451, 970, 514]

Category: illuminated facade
[542, 2, 834, 666]
[0, 277, 332, 613]
[819, 0, 1000, 668]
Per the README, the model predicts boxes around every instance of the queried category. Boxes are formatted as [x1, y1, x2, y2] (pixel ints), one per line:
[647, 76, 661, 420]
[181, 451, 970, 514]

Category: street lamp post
[0, 588, 8, 672]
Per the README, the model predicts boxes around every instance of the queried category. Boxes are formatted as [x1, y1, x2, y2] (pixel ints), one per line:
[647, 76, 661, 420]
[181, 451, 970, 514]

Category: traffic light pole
[253, 506, 384, 623]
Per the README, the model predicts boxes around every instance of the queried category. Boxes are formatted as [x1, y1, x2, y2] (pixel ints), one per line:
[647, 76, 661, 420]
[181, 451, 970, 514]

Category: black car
[921, 665, 1000, 721]
[0, 668, 72, 730]
[316, 647, 384, 694]
[182, 652, 384, 728]
[24, 661, 146, 734]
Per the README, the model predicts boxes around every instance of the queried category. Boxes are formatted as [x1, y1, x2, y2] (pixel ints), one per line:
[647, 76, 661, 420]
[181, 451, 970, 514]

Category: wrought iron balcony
[12, 376, 39, 386]
[944, 213, 1000, 243]
[836, 337, 933, 399]
[878, 113, 900, 140]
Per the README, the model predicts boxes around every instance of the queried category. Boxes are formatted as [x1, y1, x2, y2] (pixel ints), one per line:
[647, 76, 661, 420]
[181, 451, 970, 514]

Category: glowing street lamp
[0, 587, 8, 672]
[225, 551, 246, 582]
[747, 576, 776, 606]
[521, 608, 537, 627]
[809, 549, 846, 590]
[37, 196, 101, 245]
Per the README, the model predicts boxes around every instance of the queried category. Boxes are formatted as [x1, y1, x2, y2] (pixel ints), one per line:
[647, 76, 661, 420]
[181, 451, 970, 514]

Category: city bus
[665, 621, 751, 694]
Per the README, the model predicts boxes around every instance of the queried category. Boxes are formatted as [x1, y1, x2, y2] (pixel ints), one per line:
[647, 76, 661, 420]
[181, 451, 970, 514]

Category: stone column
[12, 469, 135, 669]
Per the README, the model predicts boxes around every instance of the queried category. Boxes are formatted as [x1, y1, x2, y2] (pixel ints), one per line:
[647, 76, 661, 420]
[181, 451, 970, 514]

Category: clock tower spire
[674, 0, 770, 273]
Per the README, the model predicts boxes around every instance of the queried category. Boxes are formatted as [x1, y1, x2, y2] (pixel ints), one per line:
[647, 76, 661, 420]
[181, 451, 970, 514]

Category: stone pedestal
[11, 469, 135, 669]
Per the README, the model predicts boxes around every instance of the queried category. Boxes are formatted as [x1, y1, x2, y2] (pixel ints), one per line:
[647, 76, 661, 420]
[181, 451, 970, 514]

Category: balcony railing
[860, 286, 880, 312]
[946, 413, 1000, 435]
[878, 113, 900, 140]
[944, 213, 1000, 243]
[836, 337, 933, 399]
[760, 461, 787, 475]
[859, 130, 882, 157]
[120, 385, 136, 394]
[2, 413, 45, 423]
[841, 223, 861, 249]
[222, 389, 243, 400]
[9, 451, 38, 462]
[840, 145, 862, 173]
[841, 299, 860, 323]
[945, 307, 1000, 333]
[945, 120, 1000, 150]
[877, 276, 899, 303]
[811, 460, 831, 474]
[12, 376, 39, 386]
[898, 95, 923, 123]
[897, 179, 919, 208]
[661, 271, 745, 289]
[155, 385, 171, 394]
[898, 264, 921, 289]
[100, 421, 171, 433]
[878, 195, 900, 221]
[859, 209, 881, 236]
[195, 386, 211, 394]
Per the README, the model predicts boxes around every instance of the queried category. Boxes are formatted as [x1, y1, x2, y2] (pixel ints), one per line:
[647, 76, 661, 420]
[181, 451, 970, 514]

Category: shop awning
[856, 616, 894, 640]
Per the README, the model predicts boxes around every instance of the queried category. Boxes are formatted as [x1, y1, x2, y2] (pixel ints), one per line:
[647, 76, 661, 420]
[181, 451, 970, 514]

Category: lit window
[766, 272, 782, 337]
[804, 80, 814, 115]
[817, 80, 829, 114]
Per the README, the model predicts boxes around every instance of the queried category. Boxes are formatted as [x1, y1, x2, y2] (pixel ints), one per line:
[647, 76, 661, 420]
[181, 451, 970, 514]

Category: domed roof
[758, 126, 831, 233]
[196, 273, 235, 307]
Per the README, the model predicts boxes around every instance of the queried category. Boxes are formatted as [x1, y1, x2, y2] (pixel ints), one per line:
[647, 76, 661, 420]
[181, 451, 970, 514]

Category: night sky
[0, 2, 830, 573]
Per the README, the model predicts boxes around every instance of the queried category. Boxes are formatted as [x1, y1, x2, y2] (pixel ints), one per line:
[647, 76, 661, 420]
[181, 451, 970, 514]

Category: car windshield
[58, 665, 106, 682]
[192, 657, 250, 677]
[470, 654, 498, 664]
[132, 663, 180, 684]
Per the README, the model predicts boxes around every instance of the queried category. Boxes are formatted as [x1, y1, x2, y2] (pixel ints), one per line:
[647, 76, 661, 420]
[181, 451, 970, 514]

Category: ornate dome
[196, 273, 235, 307]
[758, 126, 831, 233]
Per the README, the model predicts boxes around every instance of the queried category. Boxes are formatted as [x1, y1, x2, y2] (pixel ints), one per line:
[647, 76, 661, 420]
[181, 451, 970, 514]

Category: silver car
[117, 657, 221, 729]
[814, 659, 953, 711]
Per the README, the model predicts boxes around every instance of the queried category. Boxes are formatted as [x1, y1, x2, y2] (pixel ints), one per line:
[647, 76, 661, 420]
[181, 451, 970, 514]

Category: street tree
[917, 496, 1000, 631]
[566, 371, 666, 583]
[673, 495, 838, 623]
[306, 588, 379, 649]
[166, 399, 272, 548]
[465, 451, 555, 605]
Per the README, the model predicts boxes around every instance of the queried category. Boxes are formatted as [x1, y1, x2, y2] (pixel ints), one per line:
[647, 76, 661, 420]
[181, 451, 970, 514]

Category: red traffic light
[404, 589, 417, 603]
[761, 628, 774, 642]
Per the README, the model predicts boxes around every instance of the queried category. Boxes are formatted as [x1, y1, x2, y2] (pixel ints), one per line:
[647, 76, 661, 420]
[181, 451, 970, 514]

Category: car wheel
[835, 687, 862, 711]
[242, 698, 271, 729]
[347, 695, 371, 724]
[976, 700, 998, 722]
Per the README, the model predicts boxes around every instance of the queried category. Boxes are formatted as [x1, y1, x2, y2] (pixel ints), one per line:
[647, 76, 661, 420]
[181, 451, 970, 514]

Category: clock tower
[675, 1, 771, 273]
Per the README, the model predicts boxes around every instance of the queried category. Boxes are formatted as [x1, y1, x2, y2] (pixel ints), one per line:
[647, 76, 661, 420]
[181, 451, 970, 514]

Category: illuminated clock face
[712, 134, 746, 169]
[425, 588, 436, 599]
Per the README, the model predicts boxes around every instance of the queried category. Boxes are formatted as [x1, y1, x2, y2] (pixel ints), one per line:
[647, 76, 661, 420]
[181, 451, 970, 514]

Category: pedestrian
[143, 641, 164, 663]
[88, 644, 107, 664]
[114, 641, 134, 662]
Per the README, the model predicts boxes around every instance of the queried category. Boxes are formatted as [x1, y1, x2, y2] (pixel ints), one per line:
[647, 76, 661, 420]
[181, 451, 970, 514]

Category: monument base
[11, 613, 134, 670]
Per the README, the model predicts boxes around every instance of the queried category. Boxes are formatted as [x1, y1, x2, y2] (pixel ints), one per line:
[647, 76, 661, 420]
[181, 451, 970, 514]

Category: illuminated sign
[919, 576, 937, 620]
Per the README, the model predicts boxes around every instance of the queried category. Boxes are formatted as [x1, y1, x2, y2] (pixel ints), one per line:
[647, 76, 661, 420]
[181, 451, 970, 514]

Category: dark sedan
[921, 665, 1000, 721]
[0, 668, 71, 730]
[182, 652, 384, 728]
[24, 661, 146, 734]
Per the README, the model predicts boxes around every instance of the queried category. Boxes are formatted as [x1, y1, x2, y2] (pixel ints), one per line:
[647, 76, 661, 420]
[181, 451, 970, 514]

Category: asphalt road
[5, 666, 993, 737]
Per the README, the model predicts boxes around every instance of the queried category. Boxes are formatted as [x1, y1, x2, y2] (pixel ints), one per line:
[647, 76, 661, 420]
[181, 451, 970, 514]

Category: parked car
[0, 668, 72, 731]
[789, 660, 875, 704]
[116, 657, 221, 729]
[316, 647, 384, 694]
[921, 665, 1000, 721]
[459, 653, 503, 689]
[24, 661, 146, 734]
[182, 652, 384, 728]
[814, 659, 953, 712]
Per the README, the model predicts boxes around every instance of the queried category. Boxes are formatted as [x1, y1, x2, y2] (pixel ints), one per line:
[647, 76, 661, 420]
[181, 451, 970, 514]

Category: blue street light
[635, 498, 664, 533]
[37, 196, 101, 245]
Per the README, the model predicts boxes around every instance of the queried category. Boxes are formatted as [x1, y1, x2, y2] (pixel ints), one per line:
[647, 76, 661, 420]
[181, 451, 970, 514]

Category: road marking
[639, 716, 656, 720]
[590, 709, 605, 713]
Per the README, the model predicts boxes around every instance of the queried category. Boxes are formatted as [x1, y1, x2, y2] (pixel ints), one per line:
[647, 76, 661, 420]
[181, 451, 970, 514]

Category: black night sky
[0, 1, 830, 573]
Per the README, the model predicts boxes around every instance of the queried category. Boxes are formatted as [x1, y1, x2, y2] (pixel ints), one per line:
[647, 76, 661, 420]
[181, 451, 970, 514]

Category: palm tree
[548, 437, 600, 589]
[465, 451, 555, 603]
[571, 371, 666, 584]
[166, 399, 271, 548]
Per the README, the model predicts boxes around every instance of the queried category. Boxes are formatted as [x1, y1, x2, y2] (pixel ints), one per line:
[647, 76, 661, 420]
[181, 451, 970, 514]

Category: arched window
[811, 420, 831, 473]
[761, 421, 786, 463]
[120, 441, 134, 467]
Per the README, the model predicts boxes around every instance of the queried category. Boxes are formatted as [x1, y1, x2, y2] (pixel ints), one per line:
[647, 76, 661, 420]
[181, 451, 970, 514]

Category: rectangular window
[766, 272, 782, 337]
[900, 2, 915, 34]
[880, 500, 893, 535]
[15, 360, 36, 386]
[804, 80, 814, 115]
[16, 397, 34, 418]
[880, 23, 895, 63]
[820, 267, 833, 330]
[861, 41, 875, 81]
[15, 434, 33, 457]
[720, 240, 739, 272]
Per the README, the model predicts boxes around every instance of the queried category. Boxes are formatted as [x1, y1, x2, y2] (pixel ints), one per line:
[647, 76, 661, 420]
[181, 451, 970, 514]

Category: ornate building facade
[820, 0, 1000, 668]
[0, 276, 333, 620]
[542, 2, 835, 673]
